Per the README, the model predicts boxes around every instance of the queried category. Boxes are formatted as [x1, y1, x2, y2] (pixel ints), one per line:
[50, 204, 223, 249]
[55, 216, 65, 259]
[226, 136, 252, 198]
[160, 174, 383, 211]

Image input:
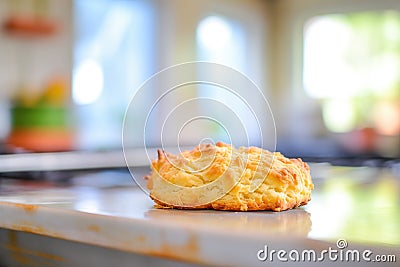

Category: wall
[0, 0, 73, 140]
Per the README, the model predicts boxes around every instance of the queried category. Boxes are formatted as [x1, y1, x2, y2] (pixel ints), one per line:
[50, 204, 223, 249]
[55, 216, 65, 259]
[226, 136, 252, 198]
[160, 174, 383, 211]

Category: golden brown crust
[146, 142, 314, 212]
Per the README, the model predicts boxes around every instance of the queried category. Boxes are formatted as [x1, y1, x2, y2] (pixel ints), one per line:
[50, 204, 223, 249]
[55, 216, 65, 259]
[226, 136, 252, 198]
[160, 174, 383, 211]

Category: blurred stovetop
[0, 141, 399, 181]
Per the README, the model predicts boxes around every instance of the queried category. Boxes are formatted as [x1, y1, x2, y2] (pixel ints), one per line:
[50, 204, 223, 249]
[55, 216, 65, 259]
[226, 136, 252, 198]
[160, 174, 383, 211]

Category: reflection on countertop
[145, 208, 311, 238]
[306, 165, 400, 246]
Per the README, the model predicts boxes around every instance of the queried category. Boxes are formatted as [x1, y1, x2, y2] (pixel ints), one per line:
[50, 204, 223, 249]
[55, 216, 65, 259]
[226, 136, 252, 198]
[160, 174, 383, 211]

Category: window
[194, 15, 272, 148]
[303, 11, 400, 135]
[197, 15, 246, 72]
[73, 1, 270, 150]
[73, 0, 155, 149]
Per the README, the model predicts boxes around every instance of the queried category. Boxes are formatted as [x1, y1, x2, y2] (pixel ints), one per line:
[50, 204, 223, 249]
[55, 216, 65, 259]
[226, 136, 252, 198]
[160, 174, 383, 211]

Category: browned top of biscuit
[147, 142, 314, 211]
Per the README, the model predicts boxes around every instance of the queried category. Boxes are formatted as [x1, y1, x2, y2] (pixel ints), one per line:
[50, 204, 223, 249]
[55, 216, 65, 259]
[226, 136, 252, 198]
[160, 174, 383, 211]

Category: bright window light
[322, 99, 355, 133]
[197, 16, 232, 50]
[73, 59, 104, 105]
[303, 11, 400, 134]
[303, 17, 354, 99]
[195, 15, 259, 144]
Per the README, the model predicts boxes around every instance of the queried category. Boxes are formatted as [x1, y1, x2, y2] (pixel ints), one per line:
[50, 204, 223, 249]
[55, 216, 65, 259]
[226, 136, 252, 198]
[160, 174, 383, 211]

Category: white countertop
[0, 165, 399, 266]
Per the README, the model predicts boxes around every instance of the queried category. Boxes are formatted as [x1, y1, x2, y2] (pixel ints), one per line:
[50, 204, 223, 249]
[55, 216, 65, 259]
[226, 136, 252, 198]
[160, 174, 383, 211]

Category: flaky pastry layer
[145, 142, 314, 211]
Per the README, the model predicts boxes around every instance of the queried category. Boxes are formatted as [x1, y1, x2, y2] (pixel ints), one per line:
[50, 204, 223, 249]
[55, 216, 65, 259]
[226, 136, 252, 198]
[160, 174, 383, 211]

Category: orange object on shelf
[6, 128, 74, 152]
[2, 15, 57, 37]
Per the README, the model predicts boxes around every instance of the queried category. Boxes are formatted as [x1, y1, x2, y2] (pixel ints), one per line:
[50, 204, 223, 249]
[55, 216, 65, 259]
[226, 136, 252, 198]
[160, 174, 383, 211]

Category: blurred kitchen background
[0, 0, 399, 164]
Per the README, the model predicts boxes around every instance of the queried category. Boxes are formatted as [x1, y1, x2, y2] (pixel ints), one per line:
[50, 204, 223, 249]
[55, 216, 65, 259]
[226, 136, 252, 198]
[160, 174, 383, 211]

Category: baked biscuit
[145, 142, 313, 211]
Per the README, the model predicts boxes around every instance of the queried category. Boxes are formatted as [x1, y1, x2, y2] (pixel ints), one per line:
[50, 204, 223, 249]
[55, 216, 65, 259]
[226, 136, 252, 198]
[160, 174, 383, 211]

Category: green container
[11, 105, 69, 129]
